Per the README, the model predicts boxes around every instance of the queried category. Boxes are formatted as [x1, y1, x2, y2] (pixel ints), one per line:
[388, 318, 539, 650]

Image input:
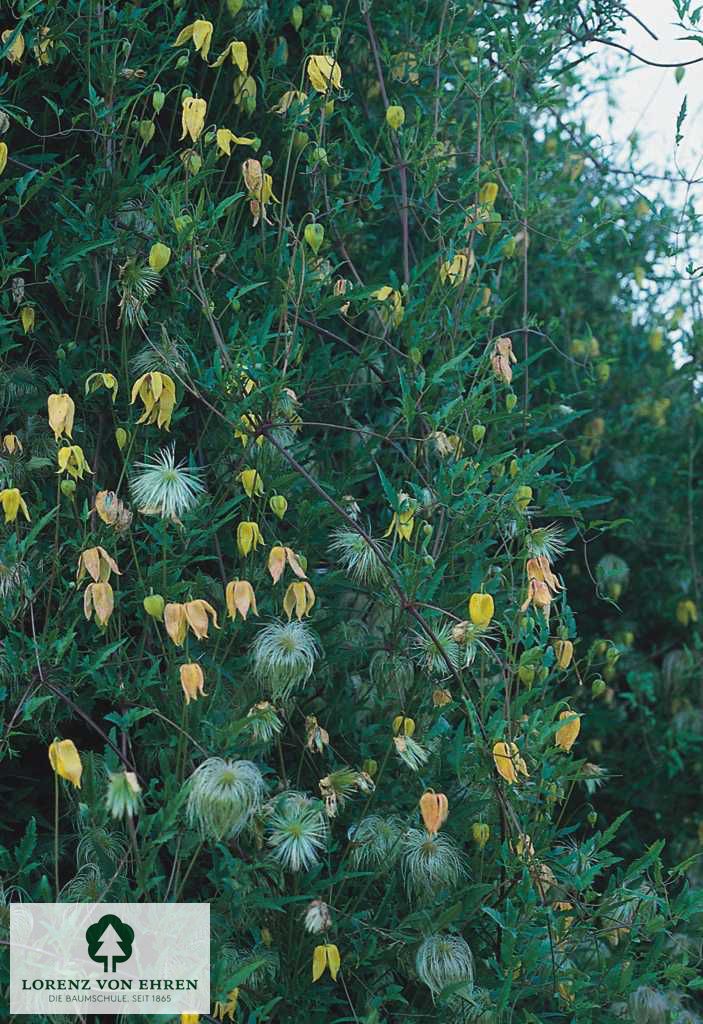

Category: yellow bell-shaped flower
[307, 55, 342, 93]
[468, 592, 494, 628]
[49, 738, 83, 788]
[57, 445, 92, 479]
[0, 487, 30, 523]
[312, 942, 341, 982]
[283, 580, 315, 620]
[47, 393, 75, 440]
[180, 663, 207, 705]
[225, 579, 258, 620]
[130, 371, 176, 430]
[180, 96, 207, 143]
[237, 520, 264, 556]
[173, 19, 213, 60]
[555, 710, 581, 752]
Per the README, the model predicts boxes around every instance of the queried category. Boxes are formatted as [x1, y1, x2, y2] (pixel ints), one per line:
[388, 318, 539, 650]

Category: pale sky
[586, 0, 703, 194]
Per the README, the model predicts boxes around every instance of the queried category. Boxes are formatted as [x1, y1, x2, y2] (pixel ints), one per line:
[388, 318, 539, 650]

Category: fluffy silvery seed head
[628, 987, 670, 1024]
[251, 620, 320, 698]
[401, 828, 465, 896]
[105, 771, 142, 820]
[76, 823, 128, 867]
[186, 758, 265, 840]
[328, 528, 388, 585]
[303, 899, 332, 934]
[130, 445, 205, 521]
[61, 864, 105, 903]
[394, 735, 430, 772]
[348, 815, 403, 869]
[369, 650, 414, 691]
[411, 623, 462, 676]
[416, 933, 475, 998]
[266, 791, 328, 872]
[246, 701, 284, 745]
[526, 523, 567, 562]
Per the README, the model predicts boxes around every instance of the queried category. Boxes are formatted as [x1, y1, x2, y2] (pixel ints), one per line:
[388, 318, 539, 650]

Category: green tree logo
[85, 914, 134, 973]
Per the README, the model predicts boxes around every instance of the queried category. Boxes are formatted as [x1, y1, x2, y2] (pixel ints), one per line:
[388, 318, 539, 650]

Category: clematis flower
[468, 592, 494, 628]
[555, 710, 581, 752]
[491, 336, 517, 384]
[372, 285, 404, 327]
[216, 128, 257, 157]
[242, 159, 278, 225]
[676, 599, 697, 627]
[57, 445, 92, 479]
[233, 74, 257, 111]
[20, 306, 34, 333]
[472, 822, 490, 849]
[2, 27, 24, 63]
[312, 942, 340, 982]
[225, 579, 258, 620]
[306, 55, 342, 93]
[492, 740, 529, 784]
[211, 40, 248, 72]
[173, 19, 213, 60]
[283, 580, 316, 620]
[271, 89, 309, 115]
[383, 492, 416, 542]
[268, 545, 307, 583]
[76, 546, 120, 584]
[237, 520, 264, 556]
[84, 581, 115, 627]
[95, 490, 133, 531]
[212, 990, 239, 1021]
[164, 600, 219, 646]
[0, 487, 29, 523]
[270, 494, 288, 519]
[238, 467, 263, 497]
[0, 142, 6, 175]
[85, 371, 118, 401]
[440, 250, 474, 286]
[521, 555, 562, 618]
[49, 738, 83, 788]
[234, 412, 263, 447]
[47, 393, 75, 440]
[148, 243, 171, 271]
[553, 639, 574, 669]
[180, 96, 207, 142]
[130, 371, 176, 430]
[2, 434, 21, 454]
[180, 663, 207, 704]
[419, 791, 449, 836]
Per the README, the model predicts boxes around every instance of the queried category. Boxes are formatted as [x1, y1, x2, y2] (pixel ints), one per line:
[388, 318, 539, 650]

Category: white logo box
[10, 902, 210, 1015]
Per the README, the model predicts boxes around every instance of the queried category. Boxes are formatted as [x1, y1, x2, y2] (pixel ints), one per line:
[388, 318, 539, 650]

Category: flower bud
[506, 393, 517, 412]
[270, 494, 288, 520]
[319, 3, 333, 20]
[115, 427, 128, 450]
[472, 423, 486, 444]
[553, 639, 574, 670]
[304, 222, 324, 255]
[60, 479, 76, 498]
[143, 594, 165, 620]
[149, 242, 171, 272]
[138, 120, 155, 143]
[386, 104, 405, 130]
[290, 4, 303, 29]
[152, 89, 165, 113]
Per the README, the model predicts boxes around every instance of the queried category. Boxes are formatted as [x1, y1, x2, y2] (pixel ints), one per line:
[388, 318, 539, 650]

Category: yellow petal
[0, 141, 7, 175]
[312, 945, 327, 982]
[555, 710, 581, 752]
[164, 603, 187, 646]
[49, 739, 83, 789]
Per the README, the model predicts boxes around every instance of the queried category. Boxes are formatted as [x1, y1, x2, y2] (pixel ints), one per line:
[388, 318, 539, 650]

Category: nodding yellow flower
[383, 492, 415, 542]
[419, 791, 448, 836]
[33, 26, 52, 64]
[268, 545, 307, 583]
[306, 55, 342, 93]
[2, 433, 22, 454]
[225, 579, 258, 620]
[48, 738, 83, 789]
[492, 740, 529, 784]
[148, 243, 171, 272]
[385, 104, 405, 130]
[0, 487, 30, 523]
[57, 445, 92, 479]
[180, 663, 207, 704]
[180, 1015, 200, 1024]
[47, 393, 75, 440]
[238, 467, 264, 498]
[241, 158, 277, 203]
[164, 600, 219, 646]
[439, 251, 474, 286]
[130, 371, 176, 430]
[269, 494, 288, 520]
[216, 128, 257, 157]
[271, 89, 308, 114]
[472, 822, 490, 849]
[173, 19, 213, 61]
[676, 599, 698, 627]
[491, 336, 517, 384]
[211, 39, 248, 72]
[84, 581, 115, 627]
[20, 306, 34, 333]
[372, 285, 404, 327]
[312, 942, 341, 982]
[555, 709, 581, 752]
[468, 592, 494, 628]
[85, 371, 118, 401]
[76, 546, 121, 584]
[0, 142, 6, 175]
[479, 181, 499, 206]
[233, 73, 257, 111]
[237, 520, 264, 556]
[213, 989, 239, 1021]
[2, 27, 24, 63]
[392, 715, 415, 736]
[180, 96, 207, 142]
[234, 412, 264, 446]
[553, 639, 574, 669]
[283, 580, 315, 620]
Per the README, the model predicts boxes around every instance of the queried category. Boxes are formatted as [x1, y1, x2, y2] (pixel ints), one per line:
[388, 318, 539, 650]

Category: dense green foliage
[0, 0, 702, 1021]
